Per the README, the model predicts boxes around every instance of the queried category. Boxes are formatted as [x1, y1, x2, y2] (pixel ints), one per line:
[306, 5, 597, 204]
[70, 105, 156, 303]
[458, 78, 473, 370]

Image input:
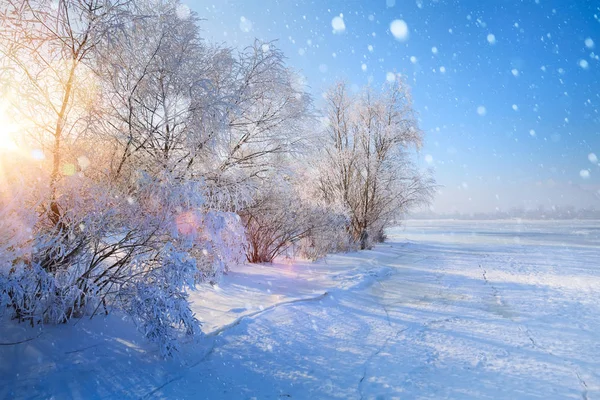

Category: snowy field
[1, 219, 599, 399]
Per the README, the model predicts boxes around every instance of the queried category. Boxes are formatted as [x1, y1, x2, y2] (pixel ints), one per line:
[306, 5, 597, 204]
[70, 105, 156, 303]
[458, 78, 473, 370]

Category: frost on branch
[314, 80, 435, 249]
[0, 159, 244, 355]
[242, 173, 351, 263]
[0, 0, 244, 355]
[0, 0, 434, 355]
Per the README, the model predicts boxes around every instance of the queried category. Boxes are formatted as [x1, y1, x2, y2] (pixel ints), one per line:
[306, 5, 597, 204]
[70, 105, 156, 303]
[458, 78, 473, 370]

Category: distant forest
[410, 206, 600, 220]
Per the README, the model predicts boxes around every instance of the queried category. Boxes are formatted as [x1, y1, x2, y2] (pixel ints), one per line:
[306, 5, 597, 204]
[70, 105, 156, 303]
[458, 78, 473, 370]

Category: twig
[0, 331, 43, 346]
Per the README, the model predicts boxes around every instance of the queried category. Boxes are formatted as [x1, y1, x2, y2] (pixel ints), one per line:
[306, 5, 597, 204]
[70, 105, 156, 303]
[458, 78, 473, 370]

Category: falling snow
[239, 16, 252, 32]
[77, 156, 90, 170]
[175, 4, 190, 20]
[585, 37, 595, 49]
[389, 19, 409, 41]
[331, 15, 345, 33]
[1, 1, 599, 399]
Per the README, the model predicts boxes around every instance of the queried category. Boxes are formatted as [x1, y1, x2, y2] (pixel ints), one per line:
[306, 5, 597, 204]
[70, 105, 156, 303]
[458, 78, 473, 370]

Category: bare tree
[317, 80, 435, 248]
[241, 171, 348, 263]
[0, 0, 246, 355]
[201, 42, 312, 210]
[93, 1, 222, 185]
[0, 0, 127, 226]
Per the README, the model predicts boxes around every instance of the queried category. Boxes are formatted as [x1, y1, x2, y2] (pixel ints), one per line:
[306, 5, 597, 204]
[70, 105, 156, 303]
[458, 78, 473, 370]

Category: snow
[585, 38, 594, 49]
[389, 20, 409, 41]
[2, 220, 599, 399]
[239, 16, 252, 33]
[175, 4, 190, 20]
[331, 15, 345, 34]
[77, 156, 90, 170]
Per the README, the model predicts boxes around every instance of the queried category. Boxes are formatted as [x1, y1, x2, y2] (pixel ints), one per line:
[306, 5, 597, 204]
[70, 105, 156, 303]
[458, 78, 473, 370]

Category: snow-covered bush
[241, 171, 353, 263]
[242, 177, 307, 263]
[293, 211, 354, 261]
[0, 157, 245, 355]
[0, 0, 254, 355]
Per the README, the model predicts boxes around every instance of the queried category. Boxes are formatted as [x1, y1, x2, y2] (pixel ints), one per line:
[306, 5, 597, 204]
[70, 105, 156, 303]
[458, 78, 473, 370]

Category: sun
[0, 123, 19, 151]
[0, 102, 19, 152]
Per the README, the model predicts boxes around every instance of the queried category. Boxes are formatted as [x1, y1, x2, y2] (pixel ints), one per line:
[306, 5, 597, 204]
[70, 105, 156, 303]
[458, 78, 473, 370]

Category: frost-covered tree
[316, 80, 435, 248]
[203, 42, 314, 261]
[95, 3, 314, 264]
[0, 0, 433, 356]
[205, 41, 312, 213]
[0, 0, 246, 356]
[94, 1, 221, 184]
[0, 0, 127, 226]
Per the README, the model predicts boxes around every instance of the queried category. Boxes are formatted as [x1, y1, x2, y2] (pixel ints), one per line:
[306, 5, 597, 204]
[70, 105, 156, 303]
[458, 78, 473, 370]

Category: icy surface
[1, 220, 599, 399]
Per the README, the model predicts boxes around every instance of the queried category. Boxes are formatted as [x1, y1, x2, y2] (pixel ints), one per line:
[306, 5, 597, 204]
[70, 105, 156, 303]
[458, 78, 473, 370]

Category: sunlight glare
[0, 101, 19, 152]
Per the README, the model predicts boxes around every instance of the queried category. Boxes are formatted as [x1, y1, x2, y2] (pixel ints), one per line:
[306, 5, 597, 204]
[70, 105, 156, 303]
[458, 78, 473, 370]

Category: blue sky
[188, 0, 600, 213]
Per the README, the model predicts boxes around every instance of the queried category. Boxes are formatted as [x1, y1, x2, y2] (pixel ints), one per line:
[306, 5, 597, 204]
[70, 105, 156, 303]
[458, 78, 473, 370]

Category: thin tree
[317, 79, 435, 248]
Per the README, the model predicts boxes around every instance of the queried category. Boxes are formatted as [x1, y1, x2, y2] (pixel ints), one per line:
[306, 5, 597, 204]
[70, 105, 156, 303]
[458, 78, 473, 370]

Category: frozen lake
[375, 219, 600, 399]
[170, 219, 600, 398]
[2, 219, 599, 399]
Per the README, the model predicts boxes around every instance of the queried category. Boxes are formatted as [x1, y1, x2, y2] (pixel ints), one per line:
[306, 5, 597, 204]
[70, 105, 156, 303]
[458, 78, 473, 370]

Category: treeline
[412, 206, 600, 220]
[0, 0, 434, 354]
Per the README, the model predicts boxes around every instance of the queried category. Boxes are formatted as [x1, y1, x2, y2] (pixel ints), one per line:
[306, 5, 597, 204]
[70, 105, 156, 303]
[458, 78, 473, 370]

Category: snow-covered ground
[2, 219, 599, 399]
